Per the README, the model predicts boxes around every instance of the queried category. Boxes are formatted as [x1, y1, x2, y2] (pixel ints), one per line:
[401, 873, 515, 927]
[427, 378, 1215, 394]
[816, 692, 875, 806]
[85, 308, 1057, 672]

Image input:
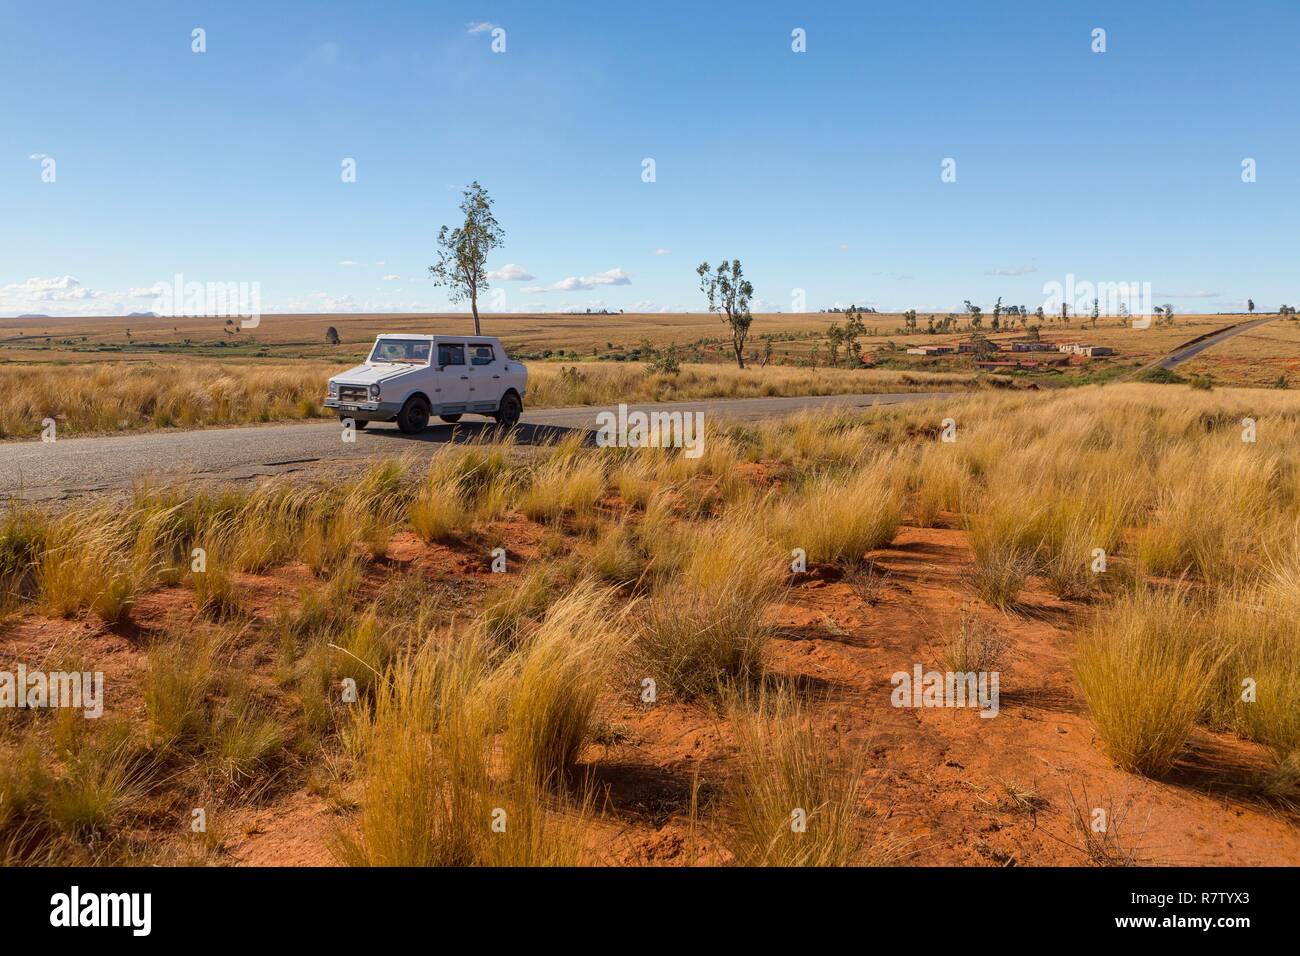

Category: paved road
[1157, 315, 1282, 370]
[1, 391, 950, 502]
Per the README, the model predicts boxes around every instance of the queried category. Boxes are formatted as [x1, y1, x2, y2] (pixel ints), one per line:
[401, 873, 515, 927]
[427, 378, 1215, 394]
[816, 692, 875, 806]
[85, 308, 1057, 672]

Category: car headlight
[327, 381, 338, 398]
[368, 383, 381, 400]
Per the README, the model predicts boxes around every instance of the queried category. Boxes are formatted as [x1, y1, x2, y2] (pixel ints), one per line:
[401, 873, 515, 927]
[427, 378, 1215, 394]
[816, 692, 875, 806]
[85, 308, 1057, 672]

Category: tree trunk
[471, 288, 481, 336]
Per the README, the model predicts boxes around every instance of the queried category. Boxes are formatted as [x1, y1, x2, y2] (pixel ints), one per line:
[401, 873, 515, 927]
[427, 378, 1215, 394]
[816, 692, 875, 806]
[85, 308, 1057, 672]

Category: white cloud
[985, 265, 1037, 277]
[654, 248, 671, 256]
[382, 274, 401, 281]
[1160, 289, 1219, 299]
[0, 276, 149, 316]
[28, 153, 47, 160]
[628, 300, 689, 313]
[337, 260, 359, 267]
[1, 276, 103, 302]
[527, 268, 632, 293]
[466, 21, 498, 34]
[302, 292, 357, 311]
[487, 263, 535, 282]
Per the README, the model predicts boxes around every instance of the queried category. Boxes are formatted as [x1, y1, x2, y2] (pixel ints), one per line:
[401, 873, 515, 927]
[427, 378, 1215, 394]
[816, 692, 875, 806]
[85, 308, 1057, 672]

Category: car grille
[338, 385, 369, 402]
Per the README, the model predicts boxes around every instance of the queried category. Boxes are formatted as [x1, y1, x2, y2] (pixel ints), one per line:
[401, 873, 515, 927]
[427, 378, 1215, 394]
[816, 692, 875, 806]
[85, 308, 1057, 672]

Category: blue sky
[3, 0, 1297, 317]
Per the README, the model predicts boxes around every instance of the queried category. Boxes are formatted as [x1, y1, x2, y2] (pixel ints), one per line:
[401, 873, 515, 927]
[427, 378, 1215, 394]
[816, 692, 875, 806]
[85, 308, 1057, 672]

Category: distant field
[0, 310, 1291, 394]
[0, 360, 971, 440]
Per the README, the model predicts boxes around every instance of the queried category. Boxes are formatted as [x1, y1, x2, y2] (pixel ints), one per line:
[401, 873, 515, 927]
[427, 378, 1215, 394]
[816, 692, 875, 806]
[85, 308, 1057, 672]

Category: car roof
[374, 333, 501, 343]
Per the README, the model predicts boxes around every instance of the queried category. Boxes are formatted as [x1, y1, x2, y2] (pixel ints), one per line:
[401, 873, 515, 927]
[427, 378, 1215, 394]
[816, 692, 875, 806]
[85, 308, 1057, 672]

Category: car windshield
[368, 338, 430, 364]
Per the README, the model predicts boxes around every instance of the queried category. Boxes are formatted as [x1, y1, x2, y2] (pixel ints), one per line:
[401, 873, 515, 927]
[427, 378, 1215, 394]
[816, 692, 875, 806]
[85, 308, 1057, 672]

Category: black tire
[439, 414, 462, 424]
[494, 392, 522, 428]
[396, 396, 431, 435]
[339, 415, 367, 430]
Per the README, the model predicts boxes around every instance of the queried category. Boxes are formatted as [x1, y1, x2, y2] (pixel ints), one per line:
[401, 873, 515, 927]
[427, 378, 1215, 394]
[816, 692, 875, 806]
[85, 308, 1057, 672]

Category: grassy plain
[3, 384, 1299, 865]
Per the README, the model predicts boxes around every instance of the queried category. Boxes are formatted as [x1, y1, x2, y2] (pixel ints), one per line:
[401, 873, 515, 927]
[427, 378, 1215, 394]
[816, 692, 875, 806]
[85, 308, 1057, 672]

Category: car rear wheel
[397, 396, 431, 434]
[494, 392, 522, 428]
[439, 414, 462, 424]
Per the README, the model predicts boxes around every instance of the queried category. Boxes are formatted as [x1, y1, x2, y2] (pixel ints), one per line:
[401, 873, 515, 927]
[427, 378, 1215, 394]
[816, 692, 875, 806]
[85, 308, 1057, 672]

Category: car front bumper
[323, 398, 403, 421]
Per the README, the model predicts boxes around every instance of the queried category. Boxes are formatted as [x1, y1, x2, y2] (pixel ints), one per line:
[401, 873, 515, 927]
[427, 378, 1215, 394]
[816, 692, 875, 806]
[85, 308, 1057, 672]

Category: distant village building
[974, 355, 1070, 370]
[906, 339, 1116, 362]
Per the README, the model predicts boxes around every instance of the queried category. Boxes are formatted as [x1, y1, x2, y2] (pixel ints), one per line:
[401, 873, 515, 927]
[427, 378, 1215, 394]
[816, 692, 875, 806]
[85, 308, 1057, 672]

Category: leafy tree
[1248, 298, 1255, 314]
[969, 331, 996, 356]
[826, 321, 844, 366]
[429, 181, 504, 336]
[644, 342, 681, 375]
[697, 259, 755, 368]
[325, 326, 340, 345]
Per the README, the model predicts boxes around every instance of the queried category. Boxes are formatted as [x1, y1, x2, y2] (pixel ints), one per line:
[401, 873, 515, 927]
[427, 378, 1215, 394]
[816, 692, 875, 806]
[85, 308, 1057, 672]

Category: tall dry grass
[638, 517, 785, 699]
[503, 581, 628, 787]
[1074, 589, 1215, 776]
[722, 688, 875, 866]
[0, 361, 339, 438]
[774, 455, 903, 565]
[335, 626, 594, 866]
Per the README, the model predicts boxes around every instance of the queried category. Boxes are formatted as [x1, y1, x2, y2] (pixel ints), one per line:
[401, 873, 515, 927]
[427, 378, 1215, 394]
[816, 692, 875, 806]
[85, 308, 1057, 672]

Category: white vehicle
[324, 334, 527, 433]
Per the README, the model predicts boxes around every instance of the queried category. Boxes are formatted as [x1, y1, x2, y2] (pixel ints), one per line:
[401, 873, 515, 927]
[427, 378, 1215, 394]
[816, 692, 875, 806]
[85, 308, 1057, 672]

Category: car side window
[438, 344, 466, 367]
[470, 345, 495, 366]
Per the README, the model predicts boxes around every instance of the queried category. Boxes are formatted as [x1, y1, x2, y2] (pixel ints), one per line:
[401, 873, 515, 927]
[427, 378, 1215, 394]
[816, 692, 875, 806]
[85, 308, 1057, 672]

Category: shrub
[1075, 590, 1213, 776]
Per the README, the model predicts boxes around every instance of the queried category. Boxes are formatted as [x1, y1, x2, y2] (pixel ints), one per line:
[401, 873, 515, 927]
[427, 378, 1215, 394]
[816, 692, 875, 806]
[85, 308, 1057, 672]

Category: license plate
[340, 404, 358, 411]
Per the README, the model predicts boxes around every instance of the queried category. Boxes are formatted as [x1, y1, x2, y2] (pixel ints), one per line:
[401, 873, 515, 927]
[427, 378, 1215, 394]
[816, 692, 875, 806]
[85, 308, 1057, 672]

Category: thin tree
[697, 259, 755, 369]
[429, 181, 504, 336]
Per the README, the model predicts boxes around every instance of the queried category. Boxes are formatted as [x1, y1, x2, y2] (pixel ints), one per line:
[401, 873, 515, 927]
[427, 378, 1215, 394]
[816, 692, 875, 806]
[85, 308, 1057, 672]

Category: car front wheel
[494, 392, 522, 428]
[397, 396, 431, 434]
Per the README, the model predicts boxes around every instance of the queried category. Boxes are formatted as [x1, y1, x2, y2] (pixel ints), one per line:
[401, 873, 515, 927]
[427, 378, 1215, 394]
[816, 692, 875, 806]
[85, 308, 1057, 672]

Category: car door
[436, 343, 469, 411]
[467, 343, 501, 412]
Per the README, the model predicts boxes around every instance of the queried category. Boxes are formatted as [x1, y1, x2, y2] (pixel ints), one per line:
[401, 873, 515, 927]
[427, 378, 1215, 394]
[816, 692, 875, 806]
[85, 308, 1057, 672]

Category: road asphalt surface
[1, 391, 951, 502]
[1158, 315, 1282, 369]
